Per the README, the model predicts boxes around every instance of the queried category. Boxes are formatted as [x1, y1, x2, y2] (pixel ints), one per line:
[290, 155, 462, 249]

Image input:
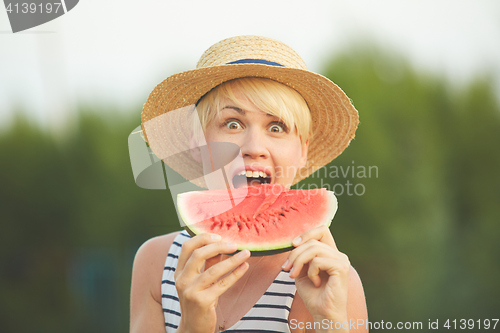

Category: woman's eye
[269, 124, 285, 133]
[226, 121, 242, 130]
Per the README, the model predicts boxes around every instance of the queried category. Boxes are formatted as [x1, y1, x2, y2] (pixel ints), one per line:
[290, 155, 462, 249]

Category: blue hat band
[226, 58, 284, 67]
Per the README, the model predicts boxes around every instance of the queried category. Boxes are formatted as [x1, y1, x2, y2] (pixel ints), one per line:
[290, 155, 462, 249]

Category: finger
[307, 257, 350, 288]
[205, 254, 223, 272]
[183, 241, 239, 276]
[176, 233, 223, 274]
[282, 239, 333, 271]
[292, 225, 337, 249]
[198, 249, 251, 289]
[209, 257, 250, 295]
[177, 233, 221, 271]
[288, 243, 335, 279]
[307, 258, 323, 288]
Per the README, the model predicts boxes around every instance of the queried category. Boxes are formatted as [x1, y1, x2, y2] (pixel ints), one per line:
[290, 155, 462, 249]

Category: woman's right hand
[174, 233, 251, 333]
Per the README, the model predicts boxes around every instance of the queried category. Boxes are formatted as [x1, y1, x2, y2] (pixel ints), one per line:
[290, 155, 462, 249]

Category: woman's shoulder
[131, 231, 183, 303]
[136, 230, 183, 259]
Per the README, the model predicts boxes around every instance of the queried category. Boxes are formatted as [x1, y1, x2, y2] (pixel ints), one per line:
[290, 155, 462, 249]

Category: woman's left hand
[282, 225, 350, 323]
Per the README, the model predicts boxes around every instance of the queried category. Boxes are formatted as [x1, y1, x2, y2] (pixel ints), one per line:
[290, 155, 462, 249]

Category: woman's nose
[240, 128, 269, 160]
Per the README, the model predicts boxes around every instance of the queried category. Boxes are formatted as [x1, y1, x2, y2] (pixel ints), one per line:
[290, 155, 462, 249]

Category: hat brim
[142, 63, 359, 188]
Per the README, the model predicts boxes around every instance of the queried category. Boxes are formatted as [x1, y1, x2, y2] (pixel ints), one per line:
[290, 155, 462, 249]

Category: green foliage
[0, 109, 178, 333]
[311, 45, 500, 326]
[1, 46, 499, 332]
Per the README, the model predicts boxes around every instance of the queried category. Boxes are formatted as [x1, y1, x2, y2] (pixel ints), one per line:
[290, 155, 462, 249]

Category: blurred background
[1, 0, 499, 332]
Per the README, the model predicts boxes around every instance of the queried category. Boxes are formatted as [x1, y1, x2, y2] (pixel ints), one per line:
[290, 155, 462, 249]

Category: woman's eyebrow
[221, 105, 245, 115]
[221, 105, 275, 118]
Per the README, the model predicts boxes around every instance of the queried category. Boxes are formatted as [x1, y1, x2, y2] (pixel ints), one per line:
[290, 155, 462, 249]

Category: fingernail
[236, 249, 249, 258]
[289, 266, 294, 275]
[226, 242, 237, 248]
[211, 234, 221, 240]
[282, 259, 289, 269]
[292, 237, 301, 245]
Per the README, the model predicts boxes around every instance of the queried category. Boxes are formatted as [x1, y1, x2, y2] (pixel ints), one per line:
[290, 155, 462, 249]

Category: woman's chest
[216, 257, 295, 332]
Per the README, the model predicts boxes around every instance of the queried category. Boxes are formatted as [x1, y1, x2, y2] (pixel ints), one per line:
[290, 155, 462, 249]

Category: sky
[1, 0, 499, 130]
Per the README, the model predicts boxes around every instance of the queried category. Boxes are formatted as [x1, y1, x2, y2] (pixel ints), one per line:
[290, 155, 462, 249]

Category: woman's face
[204, 86, 308, 189]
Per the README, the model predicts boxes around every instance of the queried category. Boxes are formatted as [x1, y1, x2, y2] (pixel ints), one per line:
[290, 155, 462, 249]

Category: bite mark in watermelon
[177, 184, 337, 256]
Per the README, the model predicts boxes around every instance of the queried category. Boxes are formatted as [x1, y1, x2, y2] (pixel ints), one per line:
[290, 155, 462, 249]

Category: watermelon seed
[280, 213, 285, 217]
[290, 206, 297, 211]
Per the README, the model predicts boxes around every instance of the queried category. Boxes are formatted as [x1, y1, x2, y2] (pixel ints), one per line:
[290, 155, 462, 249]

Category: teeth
[236, 170, 270, 178]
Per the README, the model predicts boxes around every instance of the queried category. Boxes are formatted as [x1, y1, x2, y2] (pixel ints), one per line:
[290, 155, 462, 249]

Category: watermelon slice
[177, 184, 337, 256]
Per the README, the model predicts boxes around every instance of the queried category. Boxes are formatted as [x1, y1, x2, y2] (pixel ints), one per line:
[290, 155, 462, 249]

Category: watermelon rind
[183, 226, 295, 256]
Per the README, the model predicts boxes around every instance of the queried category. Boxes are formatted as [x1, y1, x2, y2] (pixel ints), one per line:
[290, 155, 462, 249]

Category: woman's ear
[299, 138, 309, 169]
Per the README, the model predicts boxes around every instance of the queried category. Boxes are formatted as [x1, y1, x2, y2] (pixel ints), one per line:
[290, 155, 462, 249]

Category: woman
[130, 35, 368, 333]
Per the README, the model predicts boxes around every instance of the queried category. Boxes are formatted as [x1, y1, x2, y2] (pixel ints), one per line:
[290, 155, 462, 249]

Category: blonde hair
[193, 77, 311, 143]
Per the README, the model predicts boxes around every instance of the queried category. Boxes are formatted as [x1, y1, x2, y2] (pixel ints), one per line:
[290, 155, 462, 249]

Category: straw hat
[141, 35, 359, 188]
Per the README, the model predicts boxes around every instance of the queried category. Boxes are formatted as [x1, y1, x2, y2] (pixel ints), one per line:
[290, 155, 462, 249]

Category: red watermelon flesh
[177, 184, 337, 255]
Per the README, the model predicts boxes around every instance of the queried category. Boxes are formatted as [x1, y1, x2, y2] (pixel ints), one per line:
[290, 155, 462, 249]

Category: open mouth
[232, 169, 271, 188]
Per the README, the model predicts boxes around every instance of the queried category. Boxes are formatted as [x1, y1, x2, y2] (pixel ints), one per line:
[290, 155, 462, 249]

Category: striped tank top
[162, 231, 296, 333]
